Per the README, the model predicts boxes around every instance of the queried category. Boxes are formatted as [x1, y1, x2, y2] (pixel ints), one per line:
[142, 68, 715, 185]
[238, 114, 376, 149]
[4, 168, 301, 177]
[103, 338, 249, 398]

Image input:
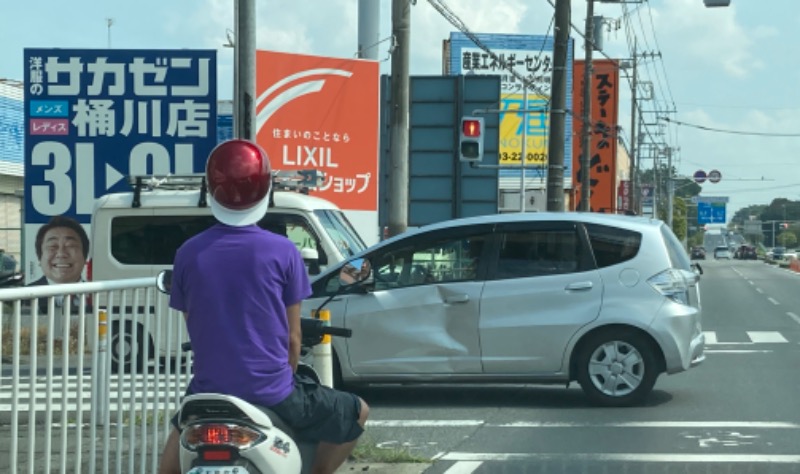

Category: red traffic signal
[462, 118, 482, 137]
[459, 116, 485, 163]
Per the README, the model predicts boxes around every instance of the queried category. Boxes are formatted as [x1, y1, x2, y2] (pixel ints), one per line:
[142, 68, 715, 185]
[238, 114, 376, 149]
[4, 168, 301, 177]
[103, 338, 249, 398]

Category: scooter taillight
[182, 423, 264, 451]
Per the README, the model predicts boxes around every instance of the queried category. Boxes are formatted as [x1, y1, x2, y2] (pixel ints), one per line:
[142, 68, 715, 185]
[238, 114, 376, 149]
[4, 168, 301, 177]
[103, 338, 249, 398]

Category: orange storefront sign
[572, 59, 620, 213]
[255, 50, 379, 211]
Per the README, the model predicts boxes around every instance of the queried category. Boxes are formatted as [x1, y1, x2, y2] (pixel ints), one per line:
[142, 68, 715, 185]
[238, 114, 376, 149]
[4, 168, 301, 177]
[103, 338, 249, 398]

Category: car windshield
[314, 209, 367, 257]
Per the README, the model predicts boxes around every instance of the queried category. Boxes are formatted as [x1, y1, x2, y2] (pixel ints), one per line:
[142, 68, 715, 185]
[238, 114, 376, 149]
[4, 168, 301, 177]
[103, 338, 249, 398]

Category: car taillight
[647, 269, 698, 305]
[182, 423, 264, 451]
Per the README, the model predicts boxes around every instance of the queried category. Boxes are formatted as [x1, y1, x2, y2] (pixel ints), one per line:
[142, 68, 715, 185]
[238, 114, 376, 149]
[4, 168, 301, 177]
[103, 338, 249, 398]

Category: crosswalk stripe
[747, 331, 789, 343]
[438, 453, 800, 463]
[703, 331, 789, 344]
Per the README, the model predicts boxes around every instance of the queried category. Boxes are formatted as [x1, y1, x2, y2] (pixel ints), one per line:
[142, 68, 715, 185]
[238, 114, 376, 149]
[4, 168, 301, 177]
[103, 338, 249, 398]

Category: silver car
[303, 212, 705, 407]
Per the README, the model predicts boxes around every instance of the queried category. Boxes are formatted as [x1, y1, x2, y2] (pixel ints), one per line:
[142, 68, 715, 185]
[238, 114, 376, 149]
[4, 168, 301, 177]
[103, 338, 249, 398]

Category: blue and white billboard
[0, 82, 24, 168]
[23, 48, 216, 281]
[447, 32, 573, 185]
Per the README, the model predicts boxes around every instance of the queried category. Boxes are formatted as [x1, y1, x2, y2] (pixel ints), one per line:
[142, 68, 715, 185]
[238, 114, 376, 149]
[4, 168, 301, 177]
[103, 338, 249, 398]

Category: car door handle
[565, 281, 593, 291]
[444, 294, 470, 304]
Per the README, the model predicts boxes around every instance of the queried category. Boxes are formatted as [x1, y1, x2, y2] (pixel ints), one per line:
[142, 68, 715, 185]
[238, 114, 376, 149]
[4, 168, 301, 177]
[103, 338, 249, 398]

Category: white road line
[439, 453, 800, 463]
[705, 350, 774, 354]
[756, 288, 764, 293]
[702, 331, 717, 344]
[747, 331, 788, 343]
[370, 421, 800, 429]
[488, 421, 800, 429]
[768, 297, 780, 305]
[788, 312, 800, 325]
[367, 420, 484, 428]
[443, 461, 483, 473]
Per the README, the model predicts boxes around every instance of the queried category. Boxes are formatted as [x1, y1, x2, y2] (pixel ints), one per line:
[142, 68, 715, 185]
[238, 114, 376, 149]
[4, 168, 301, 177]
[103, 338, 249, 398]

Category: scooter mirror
[339, 257, 372, 287]
[156, 269, 173, 295]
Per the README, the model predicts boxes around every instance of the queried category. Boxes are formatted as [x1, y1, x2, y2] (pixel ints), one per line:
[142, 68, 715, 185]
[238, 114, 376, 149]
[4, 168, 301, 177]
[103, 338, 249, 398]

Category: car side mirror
[156, 270, 173, 295]
[338, 257, 373, 287]
[691, 263, 703, 276]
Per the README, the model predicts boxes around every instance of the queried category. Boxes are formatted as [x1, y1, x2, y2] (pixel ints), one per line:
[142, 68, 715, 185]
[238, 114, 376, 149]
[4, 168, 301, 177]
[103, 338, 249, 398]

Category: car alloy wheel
[576, 329, 659, 407]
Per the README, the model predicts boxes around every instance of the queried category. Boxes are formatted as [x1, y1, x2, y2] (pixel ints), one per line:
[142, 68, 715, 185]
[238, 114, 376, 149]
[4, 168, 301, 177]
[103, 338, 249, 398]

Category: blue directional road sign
[698, 201, 726, 224]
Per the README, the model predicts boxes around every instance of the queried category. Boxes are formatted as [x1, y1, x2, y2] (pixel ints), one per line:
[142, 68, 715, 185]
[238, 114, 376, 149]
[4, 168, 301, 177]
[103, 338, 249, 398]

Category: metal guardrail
[0, 278, 191, 473]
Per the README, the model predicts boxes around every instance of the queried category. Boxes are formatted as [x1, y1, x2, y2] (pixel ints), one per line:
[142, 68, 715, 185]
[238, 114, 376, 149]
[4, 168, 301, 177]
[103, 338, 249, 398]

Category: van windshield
[314, 210, 366, 257]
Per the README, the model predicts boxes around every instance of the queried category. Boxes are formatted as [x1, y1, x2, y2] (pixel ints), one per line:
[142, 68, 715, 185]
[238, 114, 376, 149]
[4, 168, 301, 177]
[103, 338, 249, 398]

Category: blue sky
[2, 0, 798, 220]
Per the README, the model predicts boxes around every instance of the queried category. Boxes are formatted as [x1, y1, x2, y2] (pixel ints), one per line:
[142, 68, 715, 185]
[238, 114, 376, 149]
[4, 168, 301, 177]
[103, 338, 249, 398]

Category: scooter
[155, 257, 371, 474]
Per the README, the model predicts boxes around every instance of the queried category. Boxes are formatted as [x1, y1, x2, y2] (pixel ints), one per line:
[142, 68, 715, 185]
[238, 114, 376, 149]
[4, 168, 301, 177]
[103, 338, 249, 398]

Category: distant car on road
[714, 246, 732, 259]
[690, 246, 706, 260]
[734, 245, 757, 260]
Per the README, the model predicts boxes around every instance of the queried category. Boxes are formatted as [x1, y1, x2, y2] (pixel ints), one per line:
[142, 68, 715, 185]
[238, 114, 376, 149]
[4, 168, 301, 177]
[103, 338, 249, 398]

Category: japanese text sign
[23, 48, 217, 224]
[255, 50, 379, 212]
[572, 59, 620, 213]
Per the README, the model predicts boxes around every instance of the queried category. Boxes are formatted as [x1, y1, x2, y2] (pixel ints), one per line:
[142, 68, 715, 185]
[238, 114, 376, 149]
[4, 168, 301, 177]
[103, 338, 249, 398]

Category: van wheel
[111, 321, 151, 374]
[575, 329, 658, 407]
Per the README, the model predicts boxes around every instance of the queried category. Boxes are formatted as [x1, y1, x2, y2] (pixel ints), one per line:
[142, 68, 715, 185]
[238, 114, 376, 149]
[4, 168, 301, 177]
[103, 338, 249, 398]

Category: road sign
[698, 201, 726, 224]
[708, 169, 722, 183]
[693, 170, 707, 184]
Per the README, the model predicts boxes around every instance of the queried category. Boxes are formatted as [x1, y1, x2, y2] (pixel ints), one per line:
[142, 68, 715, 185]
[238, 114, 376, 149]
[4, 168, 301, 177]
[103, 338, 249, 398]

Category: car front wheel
[576, 329, 659, 407]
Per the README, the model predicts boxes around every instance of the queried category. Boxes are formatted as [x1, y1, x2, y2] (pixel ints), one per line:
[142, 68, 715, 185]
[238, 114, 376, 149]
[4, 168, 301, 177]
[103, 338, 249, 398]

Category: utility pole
[578, 0, 594, 212]
[520, 85, 528, 212]
[628, 39, 638, 213]
[235, 0, 256, 140]
[667, 147, 674, 228]
[546, 0, 570, 212]
[388, 0, 411, 236]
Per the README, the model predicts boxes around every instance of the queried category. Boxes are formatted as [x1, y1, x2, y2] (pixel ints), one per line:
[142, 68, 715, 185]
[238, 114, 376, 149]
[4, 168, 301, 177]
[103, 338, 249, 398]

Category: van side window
[111, 216, 216, 265]
[584, 223, 642, 268]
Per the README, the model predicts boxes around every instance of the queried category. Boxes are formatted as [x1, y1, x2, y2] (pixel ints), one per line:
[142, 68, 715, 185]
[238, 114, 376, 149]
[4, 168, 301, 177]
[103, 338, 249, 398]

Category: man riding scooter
[158, 139, 369, 474]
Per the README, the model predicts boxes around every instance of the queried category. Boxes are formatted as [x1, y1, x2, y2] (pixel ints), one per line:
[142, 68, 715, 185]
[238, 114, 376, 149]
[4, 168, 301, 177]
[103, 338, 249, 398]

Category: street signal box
[459, 116, 484, 163]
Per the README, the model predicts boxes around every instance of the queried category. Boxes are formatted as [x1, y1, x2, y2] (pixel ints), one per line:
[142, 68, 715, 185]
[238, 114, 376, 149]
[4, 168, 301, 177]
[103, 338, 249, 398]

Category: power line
[660, 117, 800, 137]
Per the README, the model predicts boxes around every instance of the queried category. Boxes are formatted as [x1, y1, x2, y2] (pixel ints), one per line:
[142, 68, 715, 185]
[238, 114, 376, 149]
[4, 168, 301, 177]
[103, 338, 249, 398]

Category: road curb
[337, 462, 432, 473]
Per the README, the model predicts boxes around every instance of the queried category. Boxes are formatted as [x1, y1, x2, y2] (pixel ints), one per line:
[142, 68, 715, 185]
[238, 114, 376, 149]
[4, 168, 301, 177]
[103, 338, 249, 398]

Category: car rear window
[584, 223, 642, 268]
[661, 224, 692, 270]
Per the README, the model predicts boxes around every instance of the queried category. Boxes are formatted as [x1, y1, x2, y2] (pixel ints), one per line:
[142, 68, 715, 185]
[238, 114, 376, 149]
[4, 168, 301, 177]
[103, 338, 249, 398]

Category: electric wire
[661, 117, 800, 137]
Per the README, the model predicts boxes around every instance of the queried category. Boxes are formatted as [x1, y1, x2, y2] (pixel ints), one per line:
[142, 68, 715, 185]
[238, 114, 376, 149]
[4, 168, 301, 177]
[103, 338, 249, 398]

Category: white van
[89, 174, 367, 371]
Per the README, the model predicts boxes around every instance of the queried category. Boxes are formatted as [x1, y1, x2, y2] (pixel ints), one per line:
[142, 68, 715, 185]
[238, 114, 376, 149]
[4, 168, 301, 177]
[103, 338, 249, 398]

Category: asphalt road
[3, 259, 800, 473]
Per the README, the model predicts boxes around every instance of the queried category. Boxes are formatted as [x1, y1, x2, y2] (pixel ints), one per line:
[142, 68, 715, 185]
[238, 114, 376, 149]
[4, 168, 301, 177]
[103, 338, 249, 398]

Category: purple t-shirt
[170, 223, 312, 406]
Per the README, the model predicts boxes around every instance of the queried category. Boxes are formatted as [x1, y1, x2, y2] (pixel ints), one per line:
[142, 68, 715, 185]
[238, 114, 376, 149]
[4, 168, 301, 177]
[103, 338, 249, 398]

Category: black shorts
[170, 374, 363, 445]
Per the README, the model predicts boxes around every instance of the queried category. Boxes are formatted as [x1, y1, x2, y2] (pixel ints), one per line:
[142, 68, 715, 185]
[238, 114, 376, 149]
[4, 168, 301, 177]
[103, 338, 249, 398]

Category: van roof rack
[127, 170, 325, 209]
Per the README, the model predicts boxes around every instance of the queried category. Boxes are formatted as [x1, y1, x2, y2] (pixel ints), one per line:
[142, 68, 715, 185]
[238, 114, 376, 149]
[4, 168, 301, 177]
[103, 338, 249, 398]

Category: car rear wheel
[576, 329, 659, 407]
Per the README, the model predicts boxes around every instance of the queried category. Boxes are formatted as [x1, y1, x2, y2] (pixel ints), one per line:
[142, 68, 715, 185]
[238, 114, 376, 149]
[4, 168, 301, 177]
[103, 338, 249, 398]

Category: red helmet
[206, 139, 272, 226]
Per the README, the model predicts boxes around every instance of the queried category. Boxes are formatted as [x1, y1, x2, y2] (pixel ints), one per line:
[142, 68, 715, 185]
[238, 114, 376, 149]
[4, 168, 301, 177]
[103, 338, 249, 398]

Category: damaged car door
[344, 225, 493, 376]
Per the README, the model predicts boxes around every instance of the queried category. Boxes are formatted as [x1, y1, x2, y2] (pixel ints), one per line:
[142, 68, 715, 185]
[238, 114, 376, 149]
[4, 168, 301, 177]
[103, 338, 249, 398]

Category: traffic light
[704, 0, 731, 6]
[459, 116, 484, 163]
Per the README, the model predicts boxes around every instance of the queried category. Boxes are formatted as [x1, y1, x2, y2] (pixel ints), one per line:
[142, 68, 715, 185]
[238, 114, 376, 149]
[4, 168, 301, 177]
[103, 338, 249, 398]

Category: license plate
[187, 467, 249, 474]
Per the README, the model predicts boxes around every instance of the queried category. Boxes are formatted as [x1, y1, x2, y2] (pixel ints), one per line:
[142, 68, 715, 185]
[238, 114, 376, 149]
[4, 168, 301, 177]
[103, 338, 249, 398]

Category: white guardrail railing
[0, 278, 191, 474]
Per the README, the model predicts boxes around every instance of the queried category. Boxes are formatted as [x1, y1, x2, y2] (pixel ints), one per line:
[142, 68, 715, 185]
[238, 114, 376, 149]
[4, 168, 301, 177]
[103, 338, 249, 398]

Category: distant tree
[777, 231, 797, 248]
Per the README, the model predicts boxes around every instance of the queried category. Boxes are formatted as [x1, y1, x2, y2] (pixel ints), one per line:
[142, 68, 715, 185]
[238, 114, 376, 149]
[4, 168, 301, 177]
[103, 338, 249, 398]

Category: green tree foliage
[638, 163, 700, 240]
[777, 231, 797, 248]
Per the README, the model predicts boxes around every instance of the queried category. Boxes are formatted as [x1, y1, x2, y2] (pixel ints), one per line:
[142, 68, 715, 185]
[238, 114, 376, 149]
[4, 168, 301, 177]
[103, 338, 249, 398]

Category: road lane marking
[768, 297, 780, 305]
[756, 288, 764, 293]
[702, 331, 717, 344]
[488, 421, 800, 429]
[747, 331, 788, 343]
[443, 461, 483, 473]
[788, 312, 800, 325]
[438, 453, 800, 463]
[367, 420, 484, 427]
[705, 350, 774, 354]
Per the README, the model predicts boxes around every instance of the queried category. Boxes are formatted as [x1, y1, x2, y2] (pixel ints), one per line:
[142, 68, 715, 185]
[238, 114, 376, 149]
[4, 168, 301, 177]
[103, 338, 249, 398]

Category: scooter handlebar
[321, 326, 352, 338]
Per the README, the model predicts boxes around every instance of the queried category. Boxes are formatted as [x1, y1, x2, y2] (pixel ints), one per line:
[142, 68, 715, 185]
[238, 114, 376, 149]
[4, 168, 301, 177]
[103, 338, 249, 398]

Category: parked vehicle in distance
[303, 212, 705, 407]
[713, 246, 732, 259]
[783, 249, 798, 260]
[768, 246, 786, 260]
[690, 246, 706, 260]
[734, 245, 757, 260]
